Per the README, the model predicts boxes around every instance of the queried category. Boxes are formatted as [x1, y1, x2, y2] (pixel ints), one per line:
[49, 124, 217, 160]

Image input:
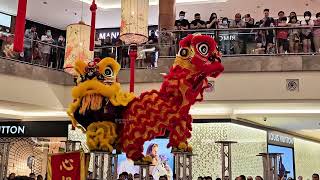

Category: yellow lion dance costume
[68, 57, 135, 152]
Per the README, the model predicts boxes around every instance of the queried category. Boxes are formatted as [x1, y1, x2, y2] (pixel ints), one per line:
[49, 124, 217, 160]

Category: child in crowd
[288, 16, 301, 53]
[300, 11, 314, 53]
[276, 17, 289, 53]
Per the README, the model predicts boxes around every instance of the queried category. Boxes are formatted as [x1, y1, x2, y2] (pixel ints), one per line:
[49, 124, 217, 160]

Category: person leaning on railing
[190, 13, 206, 30]
[259, 9, 275, 54]
[244, 14, 256, 54]
[100, 36, 114, 60]
[24, 25, 38, 63]
[313, 12, 320, 53]
[40, 30, 54, 66]
[276, 17, 289, 53]
[56, 35, 65, 69]
[288, 16, 301, 53]
[300, 11, 314, 53]
[206, 13, 219, 42]
[229, 13, 246, 54]
[147, 30, 159, 69]
[174, 11, 190, 41]
[218, 17, 231, 55]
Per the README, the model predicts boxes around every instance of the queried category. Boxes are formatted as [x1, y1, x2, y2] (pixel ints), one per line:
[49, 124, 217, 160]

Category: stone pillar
[159, 0, 176, 30]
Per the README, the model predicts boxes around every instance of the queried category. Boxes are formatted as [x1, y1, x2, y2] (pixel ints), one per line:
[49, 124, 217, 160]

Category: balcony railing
[1, 26, 320, 71]
[160, 26, 320, 57]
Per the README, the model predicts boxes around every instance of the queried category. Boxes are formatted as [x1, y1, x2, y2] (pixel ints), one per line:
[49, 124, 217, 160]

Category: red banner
[47, 151, 88, 180]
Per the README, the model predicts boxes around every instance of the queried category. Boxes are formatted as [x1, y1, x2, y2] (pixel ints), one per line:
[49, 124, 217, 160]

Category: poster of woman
[118, 139, 174, 180]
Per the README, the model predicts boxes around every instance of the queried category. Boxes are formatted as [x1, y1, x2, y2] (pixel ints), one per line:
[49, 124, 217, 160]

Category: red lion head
[177, 34, 224, 78]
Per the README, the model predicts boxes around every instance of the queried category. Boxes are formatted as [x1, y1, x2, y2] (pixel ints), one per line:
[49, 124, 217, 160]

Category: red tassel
[89, 0, 97, 51]
[129, 49, 137, 92]
[13, 0, 27, 52]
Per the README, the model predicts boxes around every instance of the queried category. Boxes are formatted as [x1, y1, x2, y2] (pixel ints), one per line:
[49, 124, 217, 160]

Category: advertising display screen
[117, 138, 174, 180]
[268, 144, 295, 179]
[0, 12, 11, 27]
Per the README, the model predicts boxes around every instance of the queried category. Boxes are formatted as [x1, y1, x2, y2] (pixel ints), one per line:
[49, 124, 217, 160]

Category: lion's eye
[179, 48, 189, 57]
[197, 43, 209, 56]
[104, 67, 114, 77]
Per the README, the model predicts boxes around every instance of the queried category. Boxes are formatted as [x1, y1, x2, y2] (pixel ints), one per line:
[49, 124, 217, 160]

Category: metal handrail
[164, 25, 320, 33]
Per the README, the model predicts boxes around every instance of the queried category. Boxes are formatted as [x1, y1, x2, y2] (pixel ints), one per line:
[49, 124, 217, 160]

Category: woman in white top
[41, 30, 54, 66]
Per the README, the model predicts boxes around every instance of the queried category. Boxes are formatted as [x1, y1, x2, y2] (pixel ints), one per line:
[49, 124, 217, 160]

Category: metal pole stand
[61, 140, 82, 152]
[0, 142, 10, 180]
[173, 151, 194, 180]
[92, 152, 118, 180]
[257, 153, 283, 180]
[215, 141, 237, 180]
[134, 163, 151, 180]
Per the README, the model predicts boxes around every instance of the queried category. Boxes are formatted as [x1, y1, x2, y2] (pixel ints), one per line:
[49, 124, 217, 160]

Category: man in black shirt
[259, 9, 275, 53]
[148, 30, 158, 68]
[190, 13, 206, 29]
[174, 11, 189, 42]
[174, 11, 189, 30]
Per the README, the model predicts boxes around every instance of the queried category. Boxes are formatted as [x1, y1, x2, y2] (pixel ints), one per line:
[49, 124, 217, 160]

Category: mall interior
[0, 0, 320, 180]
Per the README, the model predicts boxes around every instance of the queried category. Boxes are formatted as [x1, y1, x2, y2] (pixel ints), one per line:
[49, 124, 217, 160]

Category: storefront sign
[96, 25, 158, 40]
[0, 125, 25, 135]
[198, 32, 237, 41]
[0, 121, 69, 137]
[268, 131, 294, 147]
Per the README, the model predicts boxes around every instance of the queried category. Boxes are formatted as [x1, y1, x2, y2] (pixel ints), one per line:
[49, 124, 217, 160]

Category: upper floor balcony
[1, 26, 320, 84]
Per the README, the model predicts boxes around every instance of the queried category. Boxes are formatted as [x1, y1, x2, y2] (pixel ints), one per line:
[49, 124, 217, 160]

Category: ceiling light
[0, 108, 67, 117]
[234, 109, 320, 114]
[190, 107, 231, 115]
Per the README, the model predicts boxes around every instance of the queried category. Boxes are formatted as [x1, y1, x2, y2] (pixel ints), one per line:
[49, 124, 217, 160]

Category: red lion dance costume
[68, 34, 224, 163]
[120, 34, 224, 161]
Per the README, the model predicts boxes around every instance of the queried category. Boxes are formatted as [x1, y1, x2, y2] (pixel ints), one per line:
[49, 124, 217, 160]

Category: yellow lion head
[67, 57, 135, 129]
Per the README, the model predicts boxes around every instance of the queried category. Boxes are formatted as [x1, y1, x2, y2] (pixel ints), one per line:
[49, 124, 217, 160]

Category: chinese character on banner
[47, 151, 90, 180]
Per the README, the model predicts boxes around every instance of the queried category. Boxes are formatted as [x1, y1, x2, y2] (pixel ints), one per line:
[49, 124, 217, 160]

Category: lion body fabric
[120, 66, 202, 160]
[120, 34, 224, 161]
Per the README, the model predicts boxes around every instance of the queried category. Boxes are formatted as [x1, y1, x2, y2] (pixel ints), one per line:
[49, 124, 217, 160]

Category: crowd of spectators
[4, 172, 44, 180]
[174, 9, 320, 55]
[195, 173, 319, 180]
[23, 25, 65, 69]
[3, 9, 320, 70]
[4, 171, 319, 180]
[94, 30, 159, 69]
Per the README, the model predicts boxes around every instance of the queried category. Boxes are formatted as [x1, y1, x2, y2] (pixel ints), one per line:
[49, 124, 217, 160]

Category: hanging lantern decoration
[120, 0, 149, 45]
[64, 22, 94, 76]
[120, 0, 149, 92]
